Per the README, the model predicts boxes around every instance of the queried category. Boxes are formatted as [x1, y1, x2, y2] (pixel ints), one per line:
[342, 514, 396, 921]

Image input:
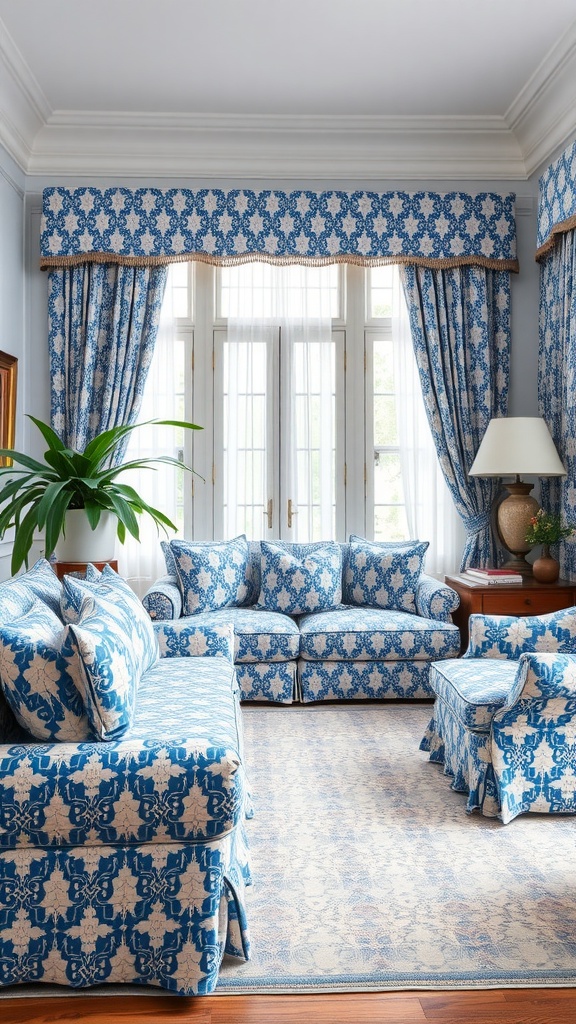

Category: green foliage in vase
[525, 509, 575, 546]
[0, 415, 202, 574]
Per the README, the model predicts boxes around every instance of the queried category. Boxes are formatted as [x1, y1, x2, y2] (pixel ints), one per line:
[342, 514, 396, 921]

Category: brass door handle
[263, 498, 273, 530]
[287, 499, 298, 528]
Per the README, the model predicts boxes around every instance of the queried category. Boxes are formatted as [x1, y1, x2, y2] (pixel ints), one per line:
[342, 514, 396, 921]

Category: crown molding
[27, 114, 526, 180]
[505, 18, 576, 177]
[0, 17, 50, 171]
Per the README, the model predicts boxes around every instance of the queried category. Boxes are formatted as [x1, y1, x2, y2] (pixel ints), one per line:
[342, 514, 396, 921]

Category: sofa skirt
[236, 661, 296, 703]
[0, 824, 250, 996]
[298, 659, 435, 701]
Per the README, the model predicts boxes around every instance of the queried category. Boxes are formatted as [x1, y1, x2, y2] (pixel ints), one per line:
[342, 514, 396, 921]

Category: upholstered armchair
[420, 607, 576, 824]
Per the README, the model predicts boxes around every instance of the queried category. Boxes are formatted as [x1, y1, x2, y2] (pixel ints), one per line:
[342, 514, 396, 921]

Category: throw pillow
[257, 541, 342, 614]
[61, 564, 158, 674]
[0, 599, 90, 741]
[61, 574, 150, 740]
[170, 535, 250, 614]
[0, 557, 64, 619]
[344, 536, 429, 612]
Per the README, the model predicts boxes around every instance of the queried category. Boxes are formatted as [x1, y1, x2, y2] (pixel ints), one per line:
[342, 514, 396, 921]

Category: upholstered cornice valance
[40, 187, 518, 270]
[536, 138, 576, 261]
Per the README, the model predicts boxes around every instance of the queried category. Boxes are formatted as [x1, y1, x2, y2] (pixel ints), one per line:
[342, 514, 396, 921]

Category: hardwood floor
[2, 988, 576, 1024]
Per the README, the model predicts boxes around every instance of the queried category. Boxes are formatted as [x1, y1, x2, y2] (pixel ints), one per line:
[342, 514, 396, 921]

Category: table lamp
[468, 417, 566, 574]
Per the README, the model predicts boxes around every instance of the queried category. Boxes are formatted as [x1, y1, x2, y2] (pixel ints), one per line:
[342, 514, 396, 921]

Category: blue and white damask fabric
[48, 263, 167, 449]
[0, 657, 245, 850]
[491, 652, 576, 823]
[0, 599, 91, 742]
[0, 558, 63, 620]
[298, 606, 460, 662]
[343, 536, 428, 612]
[400, 264, 511, 570]
[415, 573, 460, 621]
[423, 650, 576, 823]
[154, 607, 300, 663]
[170, 536, 250, 615]
[40, 188, 518, 268]
[428, 657, 517, 731]
[537, 228, 576, 581]
[61, 573, 158, 740]
[299, 658, 435, 701]
[257, 541, 342, 614]
[154, 621, 235, 661]
[0, 830, 250, 994]
[142, 574, 182, 620]
[466, 608, 576, 660]
[235, 662, 296, 703]
[537, 136, 576, 255]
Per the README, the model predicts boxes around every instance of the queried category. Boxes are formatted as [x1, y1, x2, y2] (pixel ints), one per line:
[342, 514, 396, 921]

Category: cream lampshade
[468, 417, 566, 574]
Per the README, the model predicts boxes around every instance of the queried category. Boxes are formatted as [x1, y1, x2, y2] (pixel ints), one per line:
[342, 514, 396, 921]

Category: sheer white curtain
[116, 282, 185, 595]
[392, 266, 465, 575]
[224, 263, 335, 541]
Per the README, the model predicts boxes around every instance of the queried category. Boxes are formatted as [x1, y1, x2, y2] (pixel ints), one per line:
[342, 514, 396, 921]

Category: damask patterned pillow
[0, 557, 64, 619]
[62, 576, 150, 741]
[343, 536, 429, 613]
[61, 565, 158, 674]
[257, 541, 342, 614]
[466, 607, 576, 660]
[170, 535, 250, 614]
[0, 599, 91, 741]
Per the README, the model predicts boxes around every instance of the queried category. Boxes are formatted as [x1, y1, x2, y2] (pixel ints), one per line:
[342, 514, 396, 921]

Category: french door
[213, 327, 345, 541]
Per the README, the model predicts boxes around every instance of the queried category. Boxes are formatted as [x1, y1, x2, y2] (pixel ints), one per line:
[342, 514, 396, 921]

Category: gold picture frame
[0, 351, 17, 467]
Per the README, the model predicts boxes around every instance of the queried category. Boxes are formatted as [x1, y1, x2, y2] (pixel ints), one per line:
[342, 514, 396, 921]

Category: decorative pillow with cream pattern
[466, 607, 576, 660]
[343, 536, 429, 613]
[0, 599, 90, 741]
[257, 541, 342, 614]
[170, 535, 250, 614]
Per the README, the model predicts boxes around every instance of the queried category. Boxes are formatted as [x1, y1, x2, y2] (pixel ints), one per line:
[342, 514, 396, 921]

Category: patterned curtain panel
[537, 137, 576, 581]
[538, 232, 576, 580]
[40, 188, 518, 270]
[48, 263, 168, 452]
[399, 265, 510, 570]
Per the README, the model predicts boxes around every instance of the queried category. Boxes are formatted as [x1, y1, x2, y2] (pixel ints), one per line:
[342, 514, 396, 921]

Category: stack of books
[460, 567, 524, 585]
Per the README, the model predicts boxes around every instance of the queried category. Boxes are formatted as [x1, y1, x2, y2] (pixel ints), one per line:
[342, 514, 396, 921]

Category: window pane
[374, 452, 403, 505]
[370, 266, 394, 319]
[374, 340, 395, 393]
[220, 263, 339, 319]
[373, 395, 398, 446]
[374, 504, 409, 541]
[167, 262, 192, 320]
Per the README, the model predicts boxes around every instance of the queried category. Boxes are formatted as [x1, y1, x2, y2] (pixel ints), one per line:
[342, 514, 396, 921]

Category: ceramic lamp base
[496, 481, 539, 577]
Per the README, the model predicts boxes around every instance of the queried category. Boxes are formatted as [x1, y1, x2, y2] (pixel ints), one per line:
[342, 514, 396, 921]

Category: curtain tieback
[462, 511, 492, 536]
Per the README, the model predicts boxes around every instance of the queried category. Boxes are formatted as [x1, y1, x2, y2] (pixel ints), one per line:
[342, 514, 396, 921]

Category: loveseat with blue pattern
[421, 607, 576, 823]
[143, 535, 461, 704]
[0, 559, 251, 994]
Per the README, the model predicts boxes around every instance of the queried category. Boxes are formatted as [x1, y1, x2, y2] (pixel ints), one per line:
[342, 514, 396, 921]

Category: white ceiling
[1, 0, 576, 180]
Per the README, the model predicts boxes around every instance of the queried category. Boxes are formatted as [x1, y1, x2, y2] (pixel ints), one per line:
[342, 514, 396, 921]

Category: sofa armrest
[465, 606, 576, 660]
[415, 573, 460, 622]
[142, 574, 182, 621]
[153, 620, 235, 663]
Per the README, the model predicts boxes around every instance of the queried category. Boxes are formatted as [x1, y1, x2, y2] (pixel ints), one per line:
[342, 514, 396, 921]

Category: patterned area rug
[216, 701, 576, 993]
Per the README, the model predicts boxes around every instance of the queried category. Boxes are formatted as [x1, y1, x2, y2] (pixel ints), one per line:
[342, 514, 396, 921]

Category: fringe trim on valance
[41, 252, 519, 272]
[535, 214, 576, 262]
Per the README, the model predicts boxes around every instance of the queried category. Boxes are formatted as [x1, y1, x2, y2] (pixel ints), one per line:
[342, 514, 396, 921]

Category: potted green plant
[0, 415, 202, 575]
[525, 509, 575, 584]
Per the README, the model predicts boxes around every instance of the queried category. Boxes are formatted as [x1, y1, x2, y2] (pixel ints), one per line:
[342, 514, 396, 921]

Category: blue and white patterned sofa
[421, 607, 576, 824]
[143, 536, 461, 704]
[0, 560, 251, 995]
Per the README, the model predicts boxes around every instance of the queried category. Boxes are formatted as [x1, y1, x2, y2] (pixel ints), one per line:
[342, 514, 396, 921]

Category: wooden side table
[445, 573, 576, 653]
[52, 559, 119, 581]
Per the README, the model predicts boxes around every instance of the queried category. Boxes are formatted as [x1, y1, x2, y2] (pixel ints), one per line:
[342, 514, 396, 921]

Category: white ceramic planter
[54, 509, 117, 562]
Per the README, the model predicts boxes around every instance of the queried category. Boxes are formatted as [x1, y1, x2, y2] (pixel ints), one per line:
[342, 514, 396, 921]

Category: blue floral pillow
[257, 541, 342, 614]
[170, 535, 250, 614]
[0, 599, 91, 741]
[61, 565, 158, 674]
[0, 557, 64, 619]
[344, 536, 429, 612]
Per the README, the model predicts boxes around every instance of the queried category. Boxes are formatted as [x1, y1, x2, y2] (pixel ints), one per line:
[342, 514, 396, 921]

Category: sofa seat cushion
[167, 607, 301, 663]
[0, 656, 245, 850]
[299, 607, 461, 662]
[429, 657, 519, 732]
